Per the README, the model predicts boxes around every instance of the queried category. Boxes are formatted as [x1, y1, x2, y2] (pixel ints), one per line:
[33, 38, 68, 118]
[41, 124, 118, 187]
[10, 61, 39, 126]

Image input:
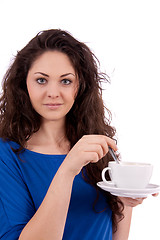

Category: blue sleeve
[0, 157, 35, 239]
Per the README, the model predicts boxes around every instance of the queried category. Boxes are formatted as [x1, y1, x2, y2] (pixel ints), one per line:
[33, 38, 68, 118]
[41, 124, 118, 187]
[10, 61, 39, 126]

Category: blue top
[0, 138, 112, 239]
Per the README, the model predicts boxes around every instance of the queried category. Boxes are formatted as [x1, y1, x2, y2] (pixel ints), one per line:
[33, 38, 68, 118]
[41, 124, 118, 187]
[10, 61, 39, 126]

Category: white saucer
[97, 181, 160, 198]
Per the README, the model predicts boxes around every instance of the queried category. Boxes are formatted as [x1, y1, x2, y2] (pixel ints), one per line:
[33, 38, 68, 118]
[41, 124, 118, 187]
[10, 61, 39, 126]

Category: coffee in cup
[102, 161, 153, 189]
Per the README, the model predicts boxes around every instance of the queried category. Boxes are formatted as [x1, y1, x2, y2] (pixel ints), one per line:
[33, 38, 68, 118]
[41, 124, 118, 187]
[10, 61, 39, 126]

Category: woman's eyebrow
[34, 72, 49, 77]
[60, 73, 75, 77]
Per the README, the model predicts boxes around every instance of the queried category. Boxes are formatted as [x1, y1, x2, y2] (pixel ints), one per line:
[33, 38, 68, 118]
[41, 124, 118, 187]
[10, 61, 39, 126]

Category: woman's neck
[40, 119, 66, 142]
[26, 119, 70, 155]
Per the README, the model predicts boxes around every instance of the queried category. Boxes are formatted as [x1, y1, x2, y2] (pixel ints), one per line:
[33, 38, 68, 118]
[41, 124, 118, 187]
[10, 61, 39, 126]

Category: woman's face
[26, 50, 79, 124]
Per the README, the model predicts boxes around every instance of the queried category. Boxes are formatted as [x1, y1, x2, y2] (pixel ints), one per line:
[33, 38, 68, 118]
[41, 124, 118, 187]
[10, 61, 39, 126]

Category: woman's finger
[82, 135, 118, 153]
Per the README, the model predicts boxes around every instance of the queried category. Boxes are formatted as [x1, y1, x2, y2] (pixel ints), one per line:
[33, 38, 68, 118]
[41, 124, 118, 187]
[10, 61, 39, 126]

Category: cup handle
[102, 167, 115, 186]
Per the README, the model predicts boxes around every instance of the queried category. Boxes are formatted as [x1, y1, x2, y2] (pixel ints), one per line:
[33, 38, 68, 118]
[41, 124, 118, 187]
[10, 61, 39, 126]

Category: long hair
[0, 29, 124, 231]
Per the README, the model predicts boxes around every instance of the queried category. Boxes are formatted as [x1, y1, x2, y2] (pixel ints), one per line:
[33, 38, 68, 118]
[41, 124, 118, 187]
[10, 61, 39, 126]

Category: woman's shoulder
[0, 137, 11, 151]
[0, 138, 20, 164]
[0, 138, 24, 179]
[0, 137, 18, 151]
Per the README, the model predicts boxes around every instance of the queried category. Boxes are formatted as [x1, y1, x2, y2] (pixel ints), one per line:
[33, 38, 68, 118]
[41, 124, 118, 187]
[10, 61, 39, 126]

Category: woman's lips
[44, 103, 63, 109]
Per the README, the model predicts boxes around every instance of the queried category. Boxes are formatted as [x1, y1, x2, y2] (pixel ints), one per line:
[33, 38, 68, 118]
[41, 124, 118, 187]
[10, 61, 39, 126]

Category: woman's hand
[119, 197, 146, 207]
[62, 135, 117, 177]
[119, 192, 159, 208]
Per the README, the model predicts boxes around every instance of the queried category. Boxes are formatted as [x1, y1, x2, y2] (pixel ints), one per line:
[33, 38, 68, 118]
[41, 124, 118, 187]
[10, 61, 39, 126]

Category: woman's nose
[47, 82, 60, 98]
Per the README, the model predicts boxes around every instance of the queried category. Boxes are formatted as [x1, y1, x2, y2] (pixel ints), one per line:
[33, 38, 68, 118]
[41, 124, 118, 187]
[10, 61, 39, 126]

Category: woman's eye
[36, 78, 47, 84]
[61, 79, 72, 85]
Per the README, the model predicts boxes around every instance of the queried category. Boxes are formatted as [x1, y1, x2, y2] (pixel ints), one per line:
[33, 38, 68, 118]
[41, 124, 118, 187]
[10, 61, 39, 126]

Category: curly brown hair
[0, 29, 124, 232]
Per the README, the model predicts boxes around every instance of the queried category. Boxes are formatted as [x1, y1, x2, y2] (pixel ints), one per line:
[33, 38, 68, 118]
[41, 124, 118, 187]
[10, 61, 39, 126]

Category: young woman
[0, 29, 146, 240]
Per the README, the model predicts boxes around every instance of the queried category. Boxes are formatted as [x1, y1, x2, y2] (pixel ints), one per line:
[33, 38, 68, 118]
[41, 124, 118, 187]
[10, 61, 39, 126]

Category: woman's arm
[19, 164, 75, 240]
[19, 135, 117, 240]
[113, 197, 145, 240]
[112, 206, 132, 240]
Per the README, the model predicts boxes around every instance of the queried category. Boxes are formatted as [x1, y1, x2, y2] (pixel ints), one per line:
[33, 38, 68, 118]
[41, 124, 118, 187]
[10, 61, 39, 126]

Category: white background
[0, 0, 160, 239]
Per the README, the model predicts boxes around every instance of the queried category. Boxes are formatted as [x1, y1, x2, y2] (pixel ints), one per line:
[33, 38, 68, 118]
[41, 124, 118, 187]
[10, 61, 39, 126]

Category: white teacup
[102, 161, 153, 189]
